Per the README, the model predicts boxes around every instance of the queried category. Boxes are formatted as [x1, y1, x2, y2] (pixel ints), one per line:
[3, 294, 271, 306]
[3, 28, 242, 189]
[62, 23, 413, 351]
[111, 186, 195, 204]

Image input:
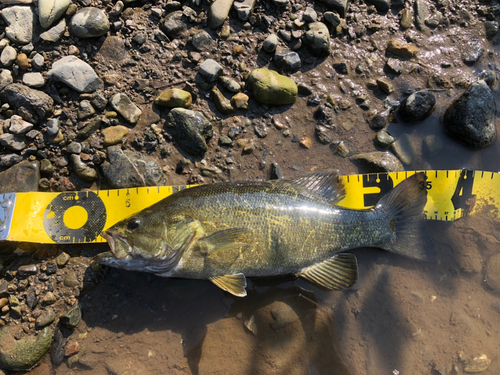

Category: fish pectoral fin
[199, 228, 253, 255]
[296, 253, 358, 290]
[210, 273, 247, 297]
[285, 169, 345, 203]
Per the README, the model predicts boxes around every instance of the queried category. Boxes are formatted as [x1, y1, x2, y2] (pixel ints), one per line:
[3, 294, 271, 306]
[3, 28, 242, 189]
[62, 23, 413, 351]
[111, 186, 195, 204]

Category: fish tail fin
[376, 172, 436, 261]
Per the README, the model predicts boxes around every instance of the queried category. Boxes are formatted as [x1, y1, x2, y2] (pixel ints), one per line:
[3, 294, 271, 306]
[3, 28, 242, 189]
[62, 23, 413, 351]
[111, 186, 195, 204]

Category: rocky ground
[0, 0, 499, 372]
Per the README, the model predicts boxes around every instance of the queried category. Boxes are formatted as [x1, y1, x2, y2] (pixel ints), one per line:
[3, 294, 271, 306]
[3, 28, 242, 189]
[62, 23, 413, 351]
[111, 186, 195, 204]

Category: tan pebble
[0, 298, 7, 309]
[233, 45, 244, 55]
[68, 45, 79, 55]
[1, 305, 9, 313]
[65, 341, 81, 357]
[464, 354, 491, 373]
[387, 39, 418, 58]
[231, 92, 249, 109]
[101, 125, 129, 146]
[273, 119, 285, 129]
[16, 53, 29, 70]
[236, 138, 255, 152]
[300, 137, 312, 149]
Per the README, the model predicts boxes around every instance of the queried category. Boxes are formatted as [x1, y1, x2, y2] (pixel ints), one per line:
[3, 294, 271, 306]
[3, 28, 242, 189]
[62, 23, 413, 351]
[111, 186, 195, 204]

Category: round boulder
[247, 68, 297, 106]
[443, 80, 496, 149]
[69, 7, 110, 38]
[398, 90, 436, 123]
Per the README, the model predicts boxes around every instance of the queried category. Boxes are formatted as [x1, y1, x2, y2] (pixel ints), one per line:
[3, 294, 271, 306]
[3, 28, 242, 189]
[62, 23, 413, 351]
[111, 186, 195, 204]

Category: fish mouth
[101, 230, 132, 259]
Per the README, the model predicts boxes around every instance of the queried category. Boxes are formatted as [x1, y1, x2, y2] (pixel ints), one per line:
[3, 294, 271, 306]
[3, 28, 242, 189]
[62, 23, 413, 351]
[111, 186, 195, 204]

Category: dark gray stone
[50, 329, 65, 365]
[59, 306, 82, 328]
[0, 280, 9, 298]
[369, 110, 389, 130]
[199, 59, 223, 82]
[101, 147, 165, 188]
[273, 48, 301, 72]
[162, 11, 187, 39]
[462, 40, 484, 65]
[0, 154, 22, 168]
[77, 116, 102, 139]
[399, 91, 436, 123]
[35, 309, 56, 329]
[17, 264, 38, 277]
[165, 108, 213, 156]
[191, 30, 215, 51]
[0, 160, 40, 194]
[0, 84, 53, 123]
[304, 22, 330, 56]
[443, 80, 496, 149]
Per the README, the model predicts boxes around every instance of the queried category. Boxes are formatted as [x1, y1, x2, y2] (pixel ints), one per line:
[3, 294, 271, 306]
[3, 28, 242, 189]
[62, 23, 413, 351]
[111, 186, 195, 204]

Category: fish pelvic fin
[198, 228, 253, 255]
[285, 169, 346, 203]
[296, 253, 358, 290]
[210, 273, 247, 297]
[376, 172, 436, 262]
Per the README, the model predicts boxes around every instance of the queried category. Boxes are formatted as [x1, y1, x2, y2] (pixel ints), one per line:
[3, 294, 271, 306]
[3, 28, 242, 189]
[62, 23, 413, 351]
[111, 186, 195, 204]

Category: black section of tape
[43, 192, 107, 243]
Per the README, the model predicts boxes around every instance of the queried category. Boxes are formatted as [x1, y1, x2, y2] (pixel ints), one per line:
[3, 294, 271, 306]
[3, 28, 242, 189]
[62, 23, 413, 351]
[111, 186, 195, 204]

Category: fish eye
[127, 218, 141, 230]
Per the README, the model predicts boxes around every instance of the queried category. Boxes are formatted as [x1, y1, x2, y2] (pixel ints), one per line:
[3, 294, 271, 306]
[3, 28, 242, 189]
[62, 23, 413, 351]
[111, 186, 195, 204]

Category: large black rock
[398, 90, 436, 123]
[443, 80, 496, 149]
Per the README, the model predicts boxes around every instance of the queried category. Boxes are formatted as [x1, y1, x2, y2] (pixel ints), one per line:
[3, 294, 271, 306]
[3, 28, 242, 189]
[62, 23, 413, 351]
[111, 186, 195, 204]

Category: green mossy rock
[155, 89, 192, 109]
[248, 68, 297, 105]
[0, 326, 52, 371]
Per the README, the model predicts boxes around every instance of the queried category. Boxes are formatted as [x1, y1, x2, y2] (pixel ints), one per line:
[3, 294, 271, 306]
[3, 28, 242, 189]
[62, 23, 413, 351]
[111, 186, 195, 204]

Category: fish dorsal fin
[296, 253, 358, 290]
[199, 228, 253, 255]
[210, 273, 247, 297]
[287, 170, 346, 203]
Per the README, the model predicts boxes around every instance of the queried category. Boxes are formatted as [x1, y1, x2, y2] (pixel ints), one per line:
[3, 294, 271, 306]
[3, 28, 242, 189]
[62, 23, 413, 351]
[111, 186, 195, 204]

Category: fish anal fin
[199, 228, 253, 255]
[287, 170, 345, 203]
[210, 273, 247, 297]
[296, 253, 358, 290]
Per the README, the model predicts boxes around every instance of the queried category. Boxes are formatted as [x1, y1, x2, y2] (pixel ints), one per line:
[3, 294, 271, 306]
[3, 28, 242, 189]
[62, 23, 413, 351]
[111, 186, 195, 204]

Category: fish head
[97, 208, 201, 273]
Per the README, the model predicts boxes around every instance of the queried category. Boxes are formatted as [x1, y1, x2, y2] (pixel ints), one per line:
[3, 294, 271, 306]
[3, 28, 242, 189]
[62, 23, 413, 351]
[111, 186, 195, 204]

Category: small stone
[35, 309, 56, 329]
[299, 136, 312, 149]
[208, 0, 234, 29]
[236, 138, 255, 152]
[154, 89, 192, 109]
[22, 72, 44, 88]
[17, 264, 38, 277]
[400, 7, 412, 29]
[47, 56, 103, 93]
[69, 7, 110, 38]
[211, 86, 235, 114]
[390, 134, 416, 165]
[219, 136, 233, 146]
[247, 68, 297, 105]
[71, 154, 97, 182]
[65, 342, 80, 357]
[231, 92, 249, 109]
[485, 21, 499, 39]
[351, 151, 404, 172]
[273, 48, 301, 72]
[63, 272, 79, 287]
[2, 6, 34, 44]
[263, 34, 278, 53]
[387, 39, 418, 59]
[66, 141, 81, 154]
[399, 90, 436, 123]
[56, 252, 70, 267]
[16, 53, 29, 70]
[0, 154, 22, 168]
[375, 131, 394, 148]
[198, 59, 223, 82]
[386, 58, 403, 74]
[464, 354, 491, 373]
[46, 118, 60, 136]
[376, 79, 393, 94]
[0, 299, 7, 309]
[462, 40, 484, 65]
[77, 100, 95, 120]
[110, 93, 142, 124]
[304, 22, 330, 56]
[8, 115, 33, 134]
[1, 46, 17, 67]
[191, 30, 215, 51]
[77, 116, 101, 139]
[59, 306, 81, 328]
[41, 292, 56, 305]
[101, 125, 129, 146]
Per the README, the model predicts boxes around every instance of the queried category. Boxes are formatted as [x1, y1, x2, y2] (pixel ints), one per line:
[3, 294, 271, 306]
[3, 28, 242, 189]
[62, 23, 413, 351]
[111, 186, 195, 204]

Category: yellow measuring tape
[0, 170, 496, 244]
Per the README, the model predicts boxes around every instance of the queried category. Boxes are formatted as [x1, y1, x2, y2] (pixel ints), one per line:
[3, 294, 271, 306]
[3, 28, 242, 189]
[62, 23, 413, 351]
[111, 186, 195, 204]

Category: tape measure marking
[1, 170, 499, 244]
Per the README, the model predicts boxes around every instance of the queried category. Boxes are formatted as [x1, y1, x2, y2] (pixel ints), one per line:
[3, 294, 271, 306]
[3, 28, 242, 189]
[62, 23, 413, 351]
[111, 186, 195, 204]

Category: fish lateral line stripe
[2, 170, 500, 244]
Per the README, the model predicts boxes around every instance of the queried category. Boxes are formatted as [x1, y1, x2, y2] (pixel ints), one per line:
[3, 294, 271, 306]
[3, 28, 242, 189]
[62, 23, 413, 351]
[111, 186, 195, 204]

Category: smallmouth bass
[96, 171, 434, 296]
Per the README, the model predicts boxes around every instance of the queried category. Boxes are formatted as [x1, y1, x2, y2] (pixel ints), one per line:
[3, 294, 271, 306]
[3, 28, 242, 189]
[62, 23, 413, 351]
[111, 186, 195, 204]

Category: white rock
[38, 0, 70, 29]
[8, 115, 34, 134]
[1, 6, 34, 44]
[23, 72, 45, 88]
[32, 53, 45, 70]
[47, 55, 103, 93]
[0, 46, 17, 67]
[0, 69, 13, 91]
[40, 18, 66, 43]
